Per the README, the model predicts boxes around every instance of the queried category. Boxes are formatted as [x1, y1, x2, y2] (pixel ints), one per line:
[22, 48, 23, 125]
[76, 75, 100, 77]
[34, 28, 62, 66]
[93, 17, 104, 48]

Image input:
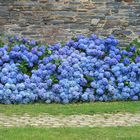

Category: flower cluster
[0, 34, 140, 104]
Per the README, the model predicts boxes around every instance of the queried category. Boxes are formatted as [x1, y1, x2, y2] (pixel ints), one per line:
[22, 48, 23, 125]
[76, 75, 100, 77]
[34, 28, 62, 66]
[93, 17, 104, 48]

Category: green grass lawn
[0, 101, 140, 116]
[1, 102, 140, 140]
[0, 126, 140, 140]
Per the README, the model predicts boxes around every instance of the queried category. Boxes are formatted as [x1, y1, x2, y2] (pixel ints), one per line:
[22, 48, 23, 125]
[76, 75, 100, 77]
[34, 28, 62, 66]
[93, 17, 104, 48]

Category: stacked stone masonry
[0, 0, 140, 44]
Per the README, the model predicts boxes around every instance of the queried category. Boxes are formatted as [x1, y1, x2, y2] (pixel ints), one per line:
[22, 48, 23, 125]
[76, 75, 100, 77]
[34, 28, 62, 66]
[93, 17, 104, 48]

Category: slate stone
[0, 0, 139, 44]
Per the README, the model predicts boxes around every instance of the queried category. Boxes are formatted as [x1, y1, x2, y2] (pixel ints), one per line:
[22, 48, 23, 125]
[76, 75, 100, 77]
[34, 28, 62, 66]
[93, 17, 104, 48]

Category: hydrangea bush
[0, 34, 140, 104]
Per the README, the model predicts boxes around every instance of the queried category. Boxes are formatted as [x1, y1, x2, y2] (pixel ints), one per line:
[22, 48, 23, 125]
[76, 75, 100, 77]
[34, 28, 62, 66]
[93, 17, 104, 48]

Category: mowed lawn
[0, 126, 140, 140]
[1, 101, 140, 140]
[0, 101, 140, 116]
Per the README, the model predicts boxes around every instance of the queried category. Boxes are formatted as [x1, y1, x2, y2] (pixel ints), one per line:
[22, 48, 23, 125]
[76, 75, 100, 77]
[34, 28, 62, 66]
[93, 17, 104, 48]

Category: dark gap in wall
[115, 0, 122, 2]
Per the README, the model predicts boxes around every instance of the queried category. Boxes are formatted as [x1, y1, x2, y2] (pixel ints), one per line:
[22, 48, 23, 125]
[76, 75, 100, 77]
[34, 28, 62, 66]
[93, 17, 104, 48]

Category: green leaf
[17, 60, 32, 76]
[84, 75, 94, 82]
[46, 44, 49, 48]
[71, 36, 78, 42]
[60, 41, 65, 47]
[124, 81, 129, 86]
[50, 75, 59, 84]
[48, 50, 52, 55]
[52, 59, 61, 66]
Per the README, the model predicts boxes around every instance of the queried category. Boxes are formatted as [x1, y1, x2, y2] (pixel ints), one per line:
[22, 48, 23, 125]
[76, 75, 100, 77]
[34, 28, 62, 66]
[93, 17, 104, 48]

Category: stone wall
[0, 0, 140, 44]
